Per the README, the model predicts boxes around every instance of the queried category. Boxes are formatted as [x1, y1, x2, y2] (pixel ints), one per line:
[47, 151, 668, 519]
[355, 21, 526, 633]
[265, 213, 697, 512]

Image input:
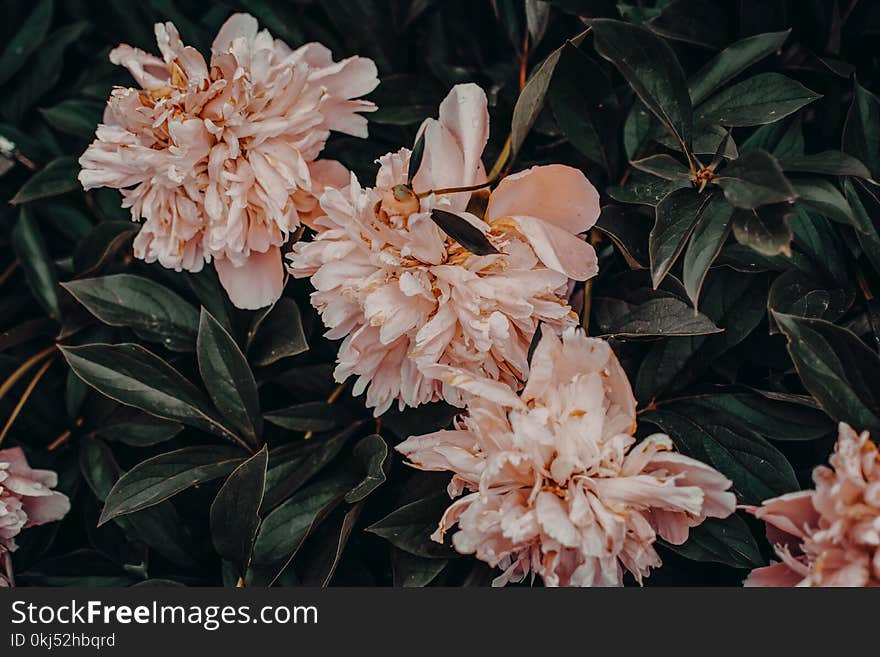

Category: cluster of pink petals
[0, 448, 70, 587]
[289, 83, 600, 415]
[397, 328, 736, 587]
[79, 13, 378, 309]
[745, 423, 880, 587]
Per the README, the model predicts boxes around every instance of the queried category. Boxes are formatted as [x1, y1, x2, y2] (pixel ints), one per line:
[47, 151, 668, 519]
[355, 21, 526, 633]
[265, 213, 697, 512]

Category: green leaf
[696, 73, 821, 127]
[688, 30, 790, 105]
[790, 178, 855, 226]
[297, 502, 364, 587]
[430, 210, 499, 255]
[392, 549, 448, 587]
[12, 207, 60, 319]
[247, 298, 308, 366]
[607, 171, 689, 207]
[774, 313, 880, 433]
[842, 79, 880, 180]
[779, 151, 871, 178]
[635, 270, 769, 399]
[769, 269, 853, 326]
[93, 412, 184, 447]
[39, 100, 103, 139]
[345, 434, 390, 503]
[11, 157, 79, 205]
[650, 188, 713, 287]
[549, 42, 619, 174]
[592, 297, 721, 338]
[72, 221, 138, 276]
[595, 204, 649, 269]
[683, 196, 734, 308]
[0, 0, 54, 86]
[591, 18, 692, 151]
[63, 274, 199, 352]
[248, 473, 350, 586]
[263, 423, 362, 511]
[741, 116, 805, 158]
[669, 392, 834, 442]
[98, 445, 246, 524]
[714, 149, 795, 209]
[662, 514, 763, 568]
[643, 406, 798, 503]
[731, 204, 794, 256]
[509, 29, 589, 160]
[631, 154, 691, 181]
[624, 101, 653, 159]
[210, 445, 268, 572]
[197, 309, 262, 447]
[264, 401, 357, 433]
[366, 494, 457, 558]
[648, 0, 732, 50]
[61, 343, 240, 444]
[2, 22, 89, 121]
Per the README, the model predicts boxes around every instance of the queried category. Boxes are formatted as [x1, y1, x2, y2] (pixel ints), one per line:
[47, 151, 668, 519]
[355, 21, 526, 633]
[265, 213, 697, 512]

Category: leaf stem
[304, 381, 349, 440]
[0, 345, 56, 401]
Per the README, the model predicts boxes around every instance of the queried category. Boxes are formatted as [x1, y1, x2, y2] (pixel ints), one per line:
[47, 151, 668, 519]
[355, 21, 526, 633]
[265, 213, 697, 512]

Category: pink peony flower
[79, 13, 378, 309]
[745, 423, 880, 587]
[0, 448, 70, 587]
[289, 83, 600, 415]
[396, 328, 736, 587]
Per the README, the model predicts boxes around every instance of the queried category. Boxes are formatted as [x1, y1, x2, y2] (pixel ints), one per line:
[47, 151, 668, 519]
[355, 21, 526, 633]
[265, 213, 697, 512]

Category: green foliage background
[2, 0, 880, 587]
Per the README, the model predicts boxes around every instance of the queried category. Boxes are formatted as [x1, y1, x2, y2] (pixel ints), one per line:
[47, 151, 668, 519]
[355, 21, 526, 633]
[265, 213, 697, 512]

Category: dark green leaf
[0, 0, 53, 86]
[210, 445, 268, 572]
[366, 494, 457, 558]
[197, 309, 262, 446]
[39, 100, 103, 139]
[430, 209, 499, 255]
[595, 204, 649, 268]
[11, 157, 79, 205]
[12, 207, 60, 319]
[779, 151, 871, 178]
[731, 204, 794, 256]
[608, 171, 689, 207]
[842, 79, 880, 179]
[774, 313, 880, 433]
[697, 73, 820, 128]
[650, 188, 713, 287]
[715, 149, 795, 209]
[631, 154, 691, 181]
[509, 29, 589, 160]
[392, 549, 448, 587]
[549, 42, 619, 174]
[769, 269, 853, 326]
[93, 412, 184, 447]
[688, 30, 790, 105]
[662, 514, 763, 568]
[592, 297, 721, 338]
[61, 343, 240, 444]
[99, 445, 246, 524]
[264, 401, 356, 433]
[72, 221, 138, 277]
[63, 275, 199, 352]
[248, 473, 350, 586]
[591, 18, 692, 150]
[345, 434, 389, 503]
[643, 406, 798, 503]
[648, 0, 732, 50]
[683, 196, 734, 308]
[408, 132, 426, 184]
[247, 298, 308, 366]
[791, 178, 855, 226]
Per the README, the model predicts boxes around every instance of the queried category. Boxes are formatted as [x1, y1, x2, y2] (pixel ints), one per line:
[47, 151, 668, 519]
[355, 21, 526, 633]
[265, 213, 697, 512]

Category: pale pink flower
[0, 448, 70, 587]
[79, 13, 378, 309]
[289, 83, 600, 415]
[396, 328, 736, 587]
[745, 423, 880, 587]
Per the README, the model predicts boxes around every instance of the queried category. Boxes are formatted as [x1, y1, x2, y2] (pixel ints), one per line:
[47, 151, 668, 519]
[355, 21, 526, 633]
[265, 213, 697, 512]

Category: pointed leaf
[10, 157, 79, 204]
[650, 188, 713, 287]
[12, 207, 60, 319]
[683, 195, 734, 308]
[430, 209, 499, 255]
[63, 274, 199, 352]
[197, 309, 262, 446]
[715, 149, 795, 209]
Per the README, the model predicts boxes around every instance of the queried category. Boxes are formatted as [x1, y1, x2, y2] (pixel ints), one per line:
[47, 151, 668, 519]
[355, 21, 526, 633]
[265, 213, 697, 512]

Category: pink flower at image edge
[745, 422, 880, 587]
[0, 448, 70, 587]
